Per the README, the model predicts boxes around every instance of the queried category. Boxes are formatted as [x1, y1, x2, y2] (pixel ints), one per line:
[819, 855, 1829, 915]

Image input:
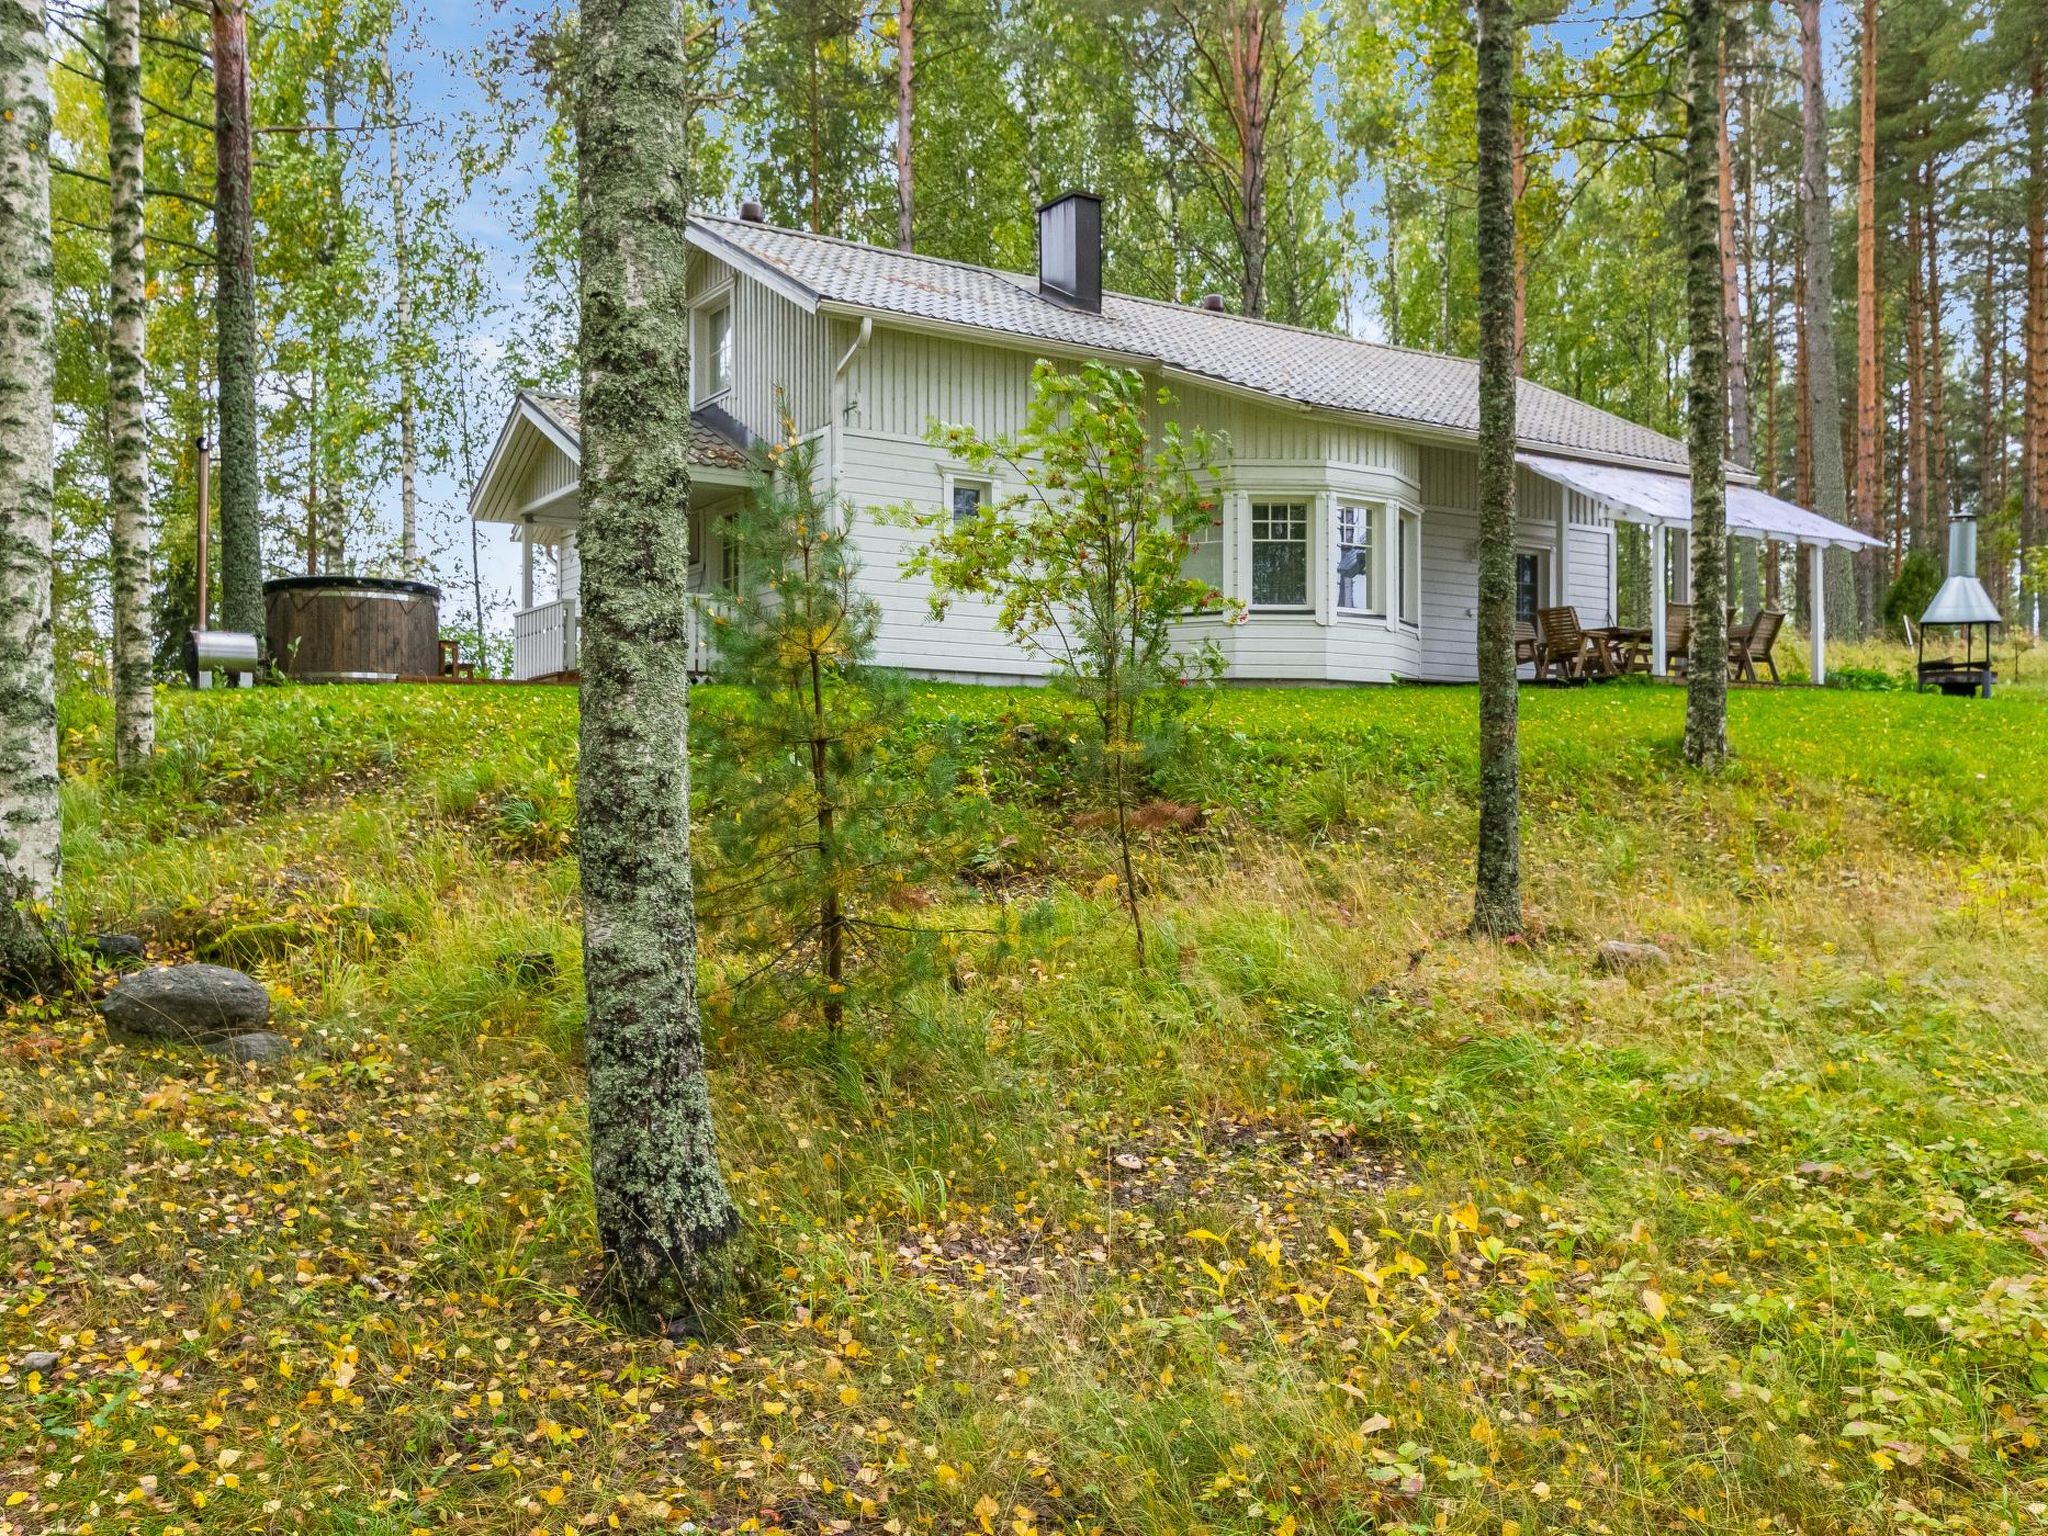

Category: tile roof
[525, 391, 754, 472]
[691, 216, 1693, 472]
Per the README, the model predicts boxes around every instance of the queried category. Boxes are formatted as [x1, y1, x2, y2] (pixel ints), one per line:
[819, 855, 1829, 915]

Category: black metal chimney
[1037, 190, 1102, 313]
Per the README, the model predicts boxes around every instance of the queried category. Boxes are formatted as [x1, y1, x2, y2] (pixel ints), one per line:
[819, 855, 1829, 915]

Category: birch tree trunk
[895, 0, 912, 251]
[1683, 0, 1730, 768]
[212, 0, 262, 644]
[1798, 0, 1853, 641]
[383, 31, 418, 569]
[578, 0, 739, 1305]
[1471, 0, 1521, 938]
[107, 0, 152, 769]
[0, 0, 60, 985]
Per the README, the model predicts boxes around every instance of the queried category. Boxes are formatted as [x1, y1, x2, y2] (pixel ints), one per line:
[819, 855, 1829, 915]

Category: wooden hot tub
[263, 576, 441, 682]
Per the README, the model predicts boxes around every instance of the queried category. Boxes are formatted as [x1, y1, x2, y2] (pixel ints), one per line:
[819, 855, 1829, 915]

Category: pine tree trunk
[1798, 0, 1850, 640]
[1981, 225, 2002, 590]
[107, 0, 152, 770]
[895, 0, 912, 251]
[2025, 60, 2046, 622]
[1471, 0, 1520, 938]
[1905, 203, 1928, 560]
[212, 0, 262, 644]
[1683, 0, 1729, 768]
[0, 0, 59, 985]
[1852, 0, 1880, 630]
[384, 31, 418, 569]
[578, 0, 739, 1304]
[1926, 162, 1947, 538]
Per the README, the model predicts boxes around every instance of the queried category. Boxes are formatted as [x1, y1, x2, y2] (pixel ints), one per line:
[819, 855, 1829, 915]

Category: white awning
[1518, 452, 1882, 551]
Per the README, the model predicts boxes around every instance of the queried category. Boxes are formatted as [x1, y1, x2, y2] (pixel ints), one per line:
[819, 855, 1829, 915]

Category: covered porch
[1519, 453, 1883, 684]
[469, 390, 758, 682]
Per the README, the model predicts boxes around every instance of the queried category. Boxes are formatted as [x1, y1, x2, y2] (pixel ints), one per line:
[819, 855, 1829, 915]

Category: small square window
[950, 477, 990, 527]
[700, 302, 733, 400]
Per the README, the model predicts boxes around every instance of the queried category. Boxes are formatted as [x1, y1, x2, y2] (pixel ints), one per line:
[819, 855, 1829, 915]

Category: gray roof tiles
[694, 215, 1692, 471]
[525, 391, 754, 471]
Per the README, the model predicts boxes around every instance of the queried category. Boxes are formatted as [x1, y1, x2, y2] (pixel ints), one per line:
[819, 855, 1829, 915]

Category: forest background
[41, 0, 2047, 675]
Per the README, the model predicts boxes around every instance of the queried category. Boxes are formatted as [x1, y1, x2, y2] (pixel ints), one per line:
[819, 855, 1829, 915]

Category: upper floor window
[1335, 503, 1376, 613]
[1250, 500, 1310, 608]
[699, 300, 733, 402]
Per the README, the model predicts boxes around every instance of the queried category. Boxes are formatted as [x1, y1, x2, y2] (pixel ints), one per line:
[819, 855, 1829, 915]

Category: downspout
[831, 316, 874, 499]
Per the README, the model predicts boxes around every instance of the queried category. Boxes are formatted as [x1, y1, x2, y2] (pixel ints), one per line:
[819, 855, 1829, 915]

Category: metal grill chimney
[1921, 512, 2002, 627]
[1037, 191, 1102, 313]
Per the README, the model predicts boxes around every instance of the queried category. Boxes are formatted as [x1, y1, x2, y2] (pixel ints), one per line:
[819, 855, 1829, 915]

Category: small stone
[1596, 940, 1670, 975]
[1113, 1152, 1145, 1171]
[101, 963, 270, 1045]
[89, 932, 146, 966]
[19, 1351, 59, 1375]
[206, 1030, 291, 1065]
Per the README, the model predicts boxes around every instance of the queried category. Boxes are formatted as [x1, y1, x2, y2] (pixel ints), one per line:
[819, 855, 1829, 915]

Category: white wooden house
[470, 193, 1877, 685]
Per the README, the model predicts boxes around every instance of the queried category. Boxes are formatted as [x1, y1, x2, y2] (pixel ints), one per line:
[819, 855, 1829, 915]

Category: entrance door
[1514, 551, 1543, 624]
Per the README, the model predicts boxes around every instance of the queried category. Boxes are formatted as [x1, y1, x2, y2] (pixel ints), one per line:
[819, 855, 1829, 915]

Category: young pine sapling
[905, 361, 1235, 967]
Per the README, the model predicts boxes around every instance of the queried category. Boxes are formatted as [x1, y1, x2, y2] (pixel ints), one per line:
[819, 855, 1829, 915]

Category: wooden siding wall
[1415, 445, 1616, 681]
[689, 250, 834, 440]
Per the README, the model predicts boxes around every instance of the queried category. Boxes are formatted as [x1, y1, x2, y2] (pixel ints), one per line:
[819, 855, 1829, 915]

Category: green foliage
[906, 362, 1236, 961]
[700, 433, 982, 1031]
[1882, 547, 1945, 637]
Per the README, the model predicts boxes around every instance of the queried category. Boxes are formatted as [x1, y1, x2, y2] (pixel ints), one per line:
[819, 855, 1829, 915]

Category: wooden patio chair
[1515, 620, 1540, 672]
[1664, 604, 1692, 676]
[1731, 609, 1784, 682]
[438, 638, 478, 681]
[1537, 606, 1602, 681]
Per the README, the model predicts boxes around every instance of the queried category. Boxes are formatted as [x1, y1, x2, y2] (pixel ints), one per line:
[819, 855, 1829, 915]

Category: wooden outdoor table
[1592, 626, 1654, 675]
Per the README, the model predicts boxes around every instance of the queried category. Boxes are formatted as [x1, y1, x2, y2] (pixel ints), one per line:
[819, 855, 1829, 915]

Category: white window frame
[695, 292, 734, 405]
[943, 470, 995, 529]
[1248, 498, 1313, 611]
[1397, 507, 1422, 627]
[1334, 501, 1382, 617]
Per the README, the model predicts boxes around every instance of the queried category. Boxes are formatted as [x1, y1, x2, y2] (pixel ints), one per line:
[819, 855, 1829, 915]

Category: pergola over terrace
[1518, 452, 1884, 684]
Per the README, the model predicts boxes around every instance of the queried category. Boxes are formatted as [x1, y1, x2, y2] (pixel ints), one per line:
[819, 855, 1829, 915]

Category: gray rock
[101, 963, 269, 1044]
[89, 932, 146, 966]
[19, 1351, 59, 1375]
[1596, 940, 1670, 975]
[206, 1030, 292, 1065]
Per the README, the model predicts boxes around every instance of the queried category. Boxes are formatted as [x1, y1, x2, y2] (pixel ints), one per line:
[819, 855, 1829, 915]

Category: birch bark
[107, 0, 153, 767]
[0, 0, 59, 984]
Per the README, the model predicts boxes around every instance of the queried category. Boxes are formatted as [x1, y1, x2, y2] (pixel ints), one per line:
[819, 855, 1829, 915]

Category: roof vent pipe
[738, 199, 766, 223]
[1199, 293, 1228, 312]
[1037, 190, 1102, 313]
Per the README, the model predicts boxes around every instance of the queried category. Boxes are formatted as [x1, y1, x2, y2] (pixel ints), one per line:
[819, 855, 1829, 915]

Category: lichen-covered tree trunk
[578, 0, 739, 1303]
[1471, 0, 1521, 937]
[0, 0, 59, 981]
[1797, 0, 1853, 643]
[107, 0, 153, 770]
[212, 0, 262, 644]
[1683, 0, 1730, 769]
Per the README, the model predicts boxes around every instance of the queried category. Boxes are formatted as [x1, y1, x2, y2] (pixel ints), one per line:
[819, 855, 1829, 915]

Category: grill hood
[1922, 514, 2003, 626]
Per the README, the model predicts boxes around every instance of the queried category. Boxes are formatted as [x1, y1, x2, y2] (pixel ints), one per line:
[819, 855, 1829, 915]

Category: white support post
[1808, 541, 1826, 686]
[520, 533, 534, 611]
[1650, 521, 1668, 677]
[1555, 494, 1570, 607]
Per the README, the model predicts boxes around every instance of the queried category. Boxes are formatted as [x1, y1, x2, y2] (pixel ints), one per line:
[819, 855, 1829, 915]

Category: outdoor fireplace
[1916, 511, 2003, 698]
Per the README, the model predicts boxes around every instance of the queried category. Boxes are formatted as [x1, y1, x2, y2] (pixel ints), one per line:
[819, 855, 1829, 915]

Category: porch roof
[1517, 453, 1882, 552]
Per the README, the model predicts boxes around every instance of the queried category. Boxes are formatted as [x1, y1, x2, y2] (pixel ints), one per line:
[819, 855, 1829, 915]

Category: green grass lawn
[6, 678, 2047, 1536]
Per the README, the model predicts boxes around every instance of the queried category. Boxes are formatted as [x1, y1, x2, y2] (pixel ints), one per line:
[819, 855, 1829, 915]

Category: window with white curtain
[1335, 503, 1377, 613]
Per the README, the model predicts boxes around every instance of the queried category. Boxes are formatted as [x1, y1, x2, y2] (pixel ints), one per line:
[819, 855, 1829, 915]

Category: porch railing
[510, 592, 727, 682]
